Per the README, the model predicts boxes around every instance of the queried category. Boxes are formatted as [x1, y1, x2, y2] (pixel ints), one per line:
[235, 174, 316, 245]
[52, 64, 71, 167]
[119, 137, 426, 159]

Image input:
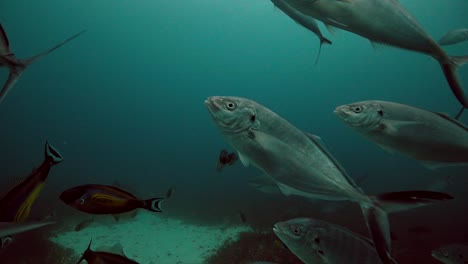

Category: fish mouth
[205, 97, 220, 113]
[334, 106, 350, 119]
[272, 223, 282, 234]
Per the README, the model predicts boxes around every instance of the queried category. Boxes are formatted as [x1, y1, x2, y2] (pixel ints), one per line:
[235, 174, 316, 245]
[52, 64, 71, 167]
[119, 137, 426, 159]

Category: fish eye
[291, 226, 301, 236]
[443, 251, 449, 257]
[250, 115, 256, 122]
[353, 106, 363, 113]
[1, 237, 13, 248]
[226, 102, 237, 111]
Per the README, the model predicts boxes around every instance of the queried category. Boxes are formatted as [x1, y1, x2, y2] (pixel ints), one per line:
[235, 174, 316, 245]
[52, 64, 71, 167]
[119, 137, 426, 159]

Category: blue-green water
[1, 0, 467, 263]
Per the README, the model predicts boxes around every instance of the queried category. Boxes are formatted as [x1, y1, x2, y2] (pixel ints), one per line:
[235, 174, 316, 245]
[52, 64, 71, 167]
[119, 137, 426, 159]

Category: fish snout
[334, 105, 351, 119]
[205, 96, 223, 113]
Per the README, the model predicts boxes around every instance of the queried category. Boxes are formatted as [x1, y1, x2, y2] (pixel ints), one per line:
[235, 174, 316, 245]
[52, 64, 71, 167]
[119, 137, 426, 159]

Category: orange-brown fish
[216, 149, 238, 171]
[77, 240, 139, 264]
[59, 184, 164, 215]
[0, 141, 63, 222]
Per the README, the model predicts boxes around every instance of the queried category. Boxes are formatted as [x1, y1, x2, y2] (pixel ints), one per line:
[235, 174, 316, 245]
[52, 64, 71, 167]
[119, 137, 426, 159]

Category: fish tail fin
[314, 37, 332, 66]
[361, 190, 453, 264]
[21, 30, 86, 65]
[455, 106, 465, 120]
[0, 63, 27, 104]
[439, 55, 468, 108]
[143, 197, 164, 213]
[44, 141, 64, 165]
[76, 239, 92, 264]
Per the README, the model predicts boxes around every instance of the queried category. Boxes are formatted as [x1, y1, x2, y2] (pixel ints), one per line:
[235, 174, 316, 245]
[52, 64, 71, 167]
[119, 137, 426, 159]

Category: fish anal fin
[238, 152, 250, 167]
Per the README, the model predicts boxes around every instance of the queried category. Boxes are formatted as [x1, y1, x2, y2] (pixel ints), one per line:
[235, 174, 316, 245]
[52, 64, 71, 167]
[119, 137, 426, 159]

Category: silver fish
[335, 100, 468, 169]
[0, 23, 85, 105]
[205, 96, 453, 264]
[270, 0, 332, 64]
[274, 218, 397, 264]
[439, 29, 468, 46]
[432, 244, 468, 264]
[282, 0, 468, 109]
[0, 221, 55, 250]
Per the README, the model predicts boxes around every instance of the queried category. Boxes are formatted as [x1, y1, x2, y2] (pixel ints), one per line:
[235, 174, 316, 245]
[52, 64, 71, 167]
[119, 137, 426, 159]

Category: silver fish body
[206, 96, 453, 264]
[274, 218, 397, 264]
[335, 100, 468, 168]
[432, 244, 468, 264]
[282, 0, 468, 108]
[270, 0, 332, 64]
[439, 29, 468, 46]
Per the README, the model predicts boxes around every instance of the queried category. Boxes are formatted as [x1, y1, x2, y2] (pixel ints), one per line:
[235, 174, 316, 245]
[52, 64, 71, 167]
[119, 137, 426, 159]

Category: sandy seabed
[50, 211, 251, 264]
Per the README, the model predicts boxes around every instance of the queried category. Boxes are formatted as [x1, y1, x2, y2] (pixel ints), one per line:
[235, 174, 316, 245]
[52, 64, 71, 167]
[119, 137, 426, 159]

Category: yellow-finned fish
[0, 141, 63, 222]
[60, 184, 164, 215]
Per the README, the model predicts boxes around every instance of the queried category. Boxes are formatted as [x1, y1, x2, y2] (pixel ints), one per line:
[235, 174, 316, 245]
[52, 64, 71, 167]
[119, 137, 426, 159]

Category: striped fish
[59, 184, 164, 215]
[274, 218, 398, 264]
[0, 141, 63, 222]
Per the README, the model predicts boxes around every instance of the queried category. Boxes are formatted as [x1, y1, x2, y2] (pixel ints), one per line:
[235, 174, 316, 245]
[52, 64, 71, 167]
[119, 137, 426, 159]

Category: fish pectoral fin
[380, 120, 423, 135]
[324, 23, 338, 34]
[376, 143, 396, 154]
[238, 152, 250, 167]
[326, 18, 348, 28]
[277, 182, 293, 196]
[420, 161, 465, 170]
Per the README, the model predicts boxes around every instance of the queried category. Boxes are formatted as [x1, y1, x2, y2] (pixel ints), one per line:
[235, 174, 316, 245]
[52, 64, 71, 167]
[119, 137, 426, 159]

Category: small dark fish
[239, 211, 247, 223]
[0, 141, 63, 222]
[216, 150, 238, 171]
[0, 23, 85, 105]
[407, 226, 432, 235]
[77, 240, 139, 264]
[165, 186, 176, 199]
[60, 184, 164, 215]
[75, 218, 94, 232]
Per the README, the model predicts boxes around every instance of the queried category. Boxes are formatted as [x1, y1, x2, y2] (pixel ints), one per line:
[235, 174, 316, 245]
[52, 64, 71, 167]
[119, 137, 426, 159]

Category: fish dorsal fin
[97, 185, 138, 199]
[96, 243, 126, 256]
[433, 111, 468, 131]
[238, 152, 250, 167]
[304, 132, 363, 192]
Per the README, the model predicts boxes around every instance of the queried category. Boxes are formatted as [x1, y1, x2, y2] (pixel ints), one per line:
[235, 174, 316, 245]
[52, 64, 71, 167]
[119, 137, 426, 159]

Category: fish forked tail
[0, 30, 85, 105]
[143, 198, 164, 213]
[361, 190, 454, 264]
[44, 141, 64, 165]
[439, 55, 468, 113]
[77, 239, 93, 264]
[315, 37, 332, 66]
[20, 30, 86, 66]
